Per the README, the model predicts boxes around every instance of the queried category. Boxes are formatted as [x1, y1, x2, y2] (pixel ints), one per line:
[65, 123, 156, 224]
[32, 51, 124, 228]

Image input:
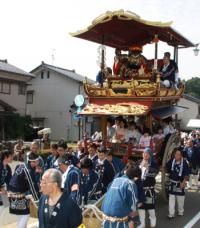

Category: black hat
[28, 152, 39, 162]
[80, 158, 93, 169]
[98, 146, 110, 153]
[57, 154, 73, 166]
[164, 52, 171, 58]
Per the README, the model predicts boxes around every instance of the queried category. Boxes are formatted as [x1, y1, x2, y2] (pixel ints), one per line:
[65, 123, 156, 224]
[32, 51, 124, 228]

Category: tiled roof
[0, 99, 17, 112]
[0, 60, 34, 77]
[31, 62, 94, 84]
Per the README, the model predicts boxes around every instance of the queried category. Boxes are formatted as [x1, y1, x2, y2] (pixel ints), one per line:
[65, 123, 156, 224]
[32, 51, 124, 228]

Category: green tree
[4, 114, 34, 140]
[185, 77, 200, 99]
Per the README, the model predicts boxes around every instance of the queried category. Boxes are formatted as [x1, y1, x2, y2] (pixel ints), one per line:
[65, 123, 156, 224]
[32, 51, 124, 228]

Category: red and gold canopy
[71, 10, 194, 49]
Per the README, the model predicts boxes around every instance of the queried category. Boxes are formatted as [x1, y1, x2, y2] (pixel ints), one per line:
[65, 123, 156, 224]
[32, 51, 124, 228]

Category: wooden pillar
[155, 42, 158, 59]
[175, 114, 178, 129]
[154, 36, 158, 70]
[173, 46, 176, 61]
[147, 114, 153, 133]
[176, 47, 179, 64]
[101, 115, 107, 148]
[175, 102, 178, 129]
[173, 46, 178, 64]
[78, 118, 81, 140]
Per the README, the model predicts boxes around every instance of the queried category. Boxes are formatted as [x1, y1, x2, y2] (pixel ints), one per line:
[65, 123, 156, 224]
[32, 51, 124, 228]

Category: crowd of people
[92, 116, 174, 154]
[1, 124, 200, 228]
[96, 46, 180, 90]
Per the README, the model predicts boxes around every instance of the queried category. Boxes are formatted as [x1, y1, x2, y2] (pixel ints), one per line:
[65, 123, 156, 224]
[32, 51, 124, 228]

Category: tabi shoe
[167, 215, 175, 219]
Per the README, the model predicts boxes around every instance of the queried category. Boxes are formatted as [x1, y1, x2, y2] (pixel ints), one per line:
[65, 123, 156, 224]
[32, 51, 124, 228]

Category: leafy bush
[185, 77, 200, 99]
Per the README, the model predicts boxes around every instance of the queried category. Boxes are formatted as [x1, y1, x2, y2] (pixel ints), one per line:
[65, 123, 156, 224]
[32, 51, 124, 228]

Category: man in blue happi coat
[56, 142, 80, 168]
[58, 154, 81, 205]
[0, 150, 12, 217]
[94, 147, 115, 194]
[80, 157, 99, 204]
[106, 149, 125, 175]
[183, 139, 200, 188]
[96, 64, 105, 87]
[160, 54, 176, 88]
[166, 148, 189, 218]
[25, 141, 44, 168]
[101, 163, 138, 228]
[88, 143, 98, 163]
[39, 168, 82, 228]
[8, 153, 40, 228]
[44, 144, 58, 170]
[138, 147, 159, 228]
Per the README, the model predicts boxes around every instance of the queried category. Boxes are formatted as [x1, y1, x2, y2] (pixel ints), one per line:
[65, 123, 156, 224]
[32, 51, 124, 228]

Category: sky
[0, 0, 200, 80]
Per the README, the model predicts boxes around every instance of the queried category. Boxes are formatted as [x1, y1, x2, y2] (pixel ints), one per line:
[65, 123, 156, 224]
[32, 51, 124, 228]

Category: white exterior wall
[178, 98, 200, 130]
[0, 72, 29, 116]
[0, 83, 26, 115]
[27, 70, 85, 141]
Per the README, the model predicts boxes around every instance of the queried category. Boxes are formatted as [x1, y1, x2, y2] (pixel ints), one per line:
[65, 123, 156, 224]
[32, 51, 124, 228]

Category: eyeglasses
[40, 180, 55, 185]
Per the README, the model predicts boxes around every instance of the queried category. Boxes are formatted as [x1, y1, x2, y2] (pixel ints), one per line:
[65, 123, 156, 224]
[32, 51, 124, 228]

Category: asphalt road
[154, 181, 200, 228]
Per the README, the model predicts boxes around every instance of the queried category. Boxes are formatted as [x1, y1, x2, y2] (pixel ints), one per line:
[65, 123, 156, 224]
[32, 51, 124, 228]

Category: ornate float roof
[71, 10, 194, 49]
[79, 100, 152, 116]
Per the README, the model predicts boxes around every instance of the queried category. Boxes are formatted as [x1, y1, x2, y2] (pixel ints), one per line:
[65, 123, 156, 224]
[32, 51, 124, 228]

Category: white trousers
[169, 194, 185, 216]
[0, 205, 4, 215]
[161, 80, 170, 88]
[188, 174, 199, 187]
[16, 214, 30, 228]
[138, 209, 156, 228]
[0, 206, 4, 228]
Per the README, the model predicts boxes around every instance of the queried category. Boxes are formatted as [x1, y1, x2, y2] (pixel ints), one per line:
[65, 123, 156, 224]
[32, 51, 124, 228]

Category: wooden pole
[173, 46, 179, 64]
[147, 114, 152, 133]
[101, 35, 105, 69]
[175, 101, 178, 129]
[154, 36, 158, 70]
[176, 47, 179, 64]
[155, 42, 158, 60]
[173, 46, 176, 62]
[101, 116, 107, 148]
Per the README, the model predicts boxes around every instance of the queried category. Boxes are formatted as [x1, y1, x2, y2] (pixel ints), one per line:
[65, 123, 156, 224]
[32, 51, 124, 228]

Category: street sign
[74, 94, 84, 107]
[74, 94, 84, 112]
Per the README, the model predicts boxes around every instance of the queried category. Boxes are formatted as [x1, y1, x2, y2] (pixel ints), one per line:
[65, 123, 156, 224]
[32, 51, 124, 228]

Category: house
[178, 94, 200, 130]
[0, 59, 35, 140]
[27, 62, 95, 141]
[0, 59, 34, 115]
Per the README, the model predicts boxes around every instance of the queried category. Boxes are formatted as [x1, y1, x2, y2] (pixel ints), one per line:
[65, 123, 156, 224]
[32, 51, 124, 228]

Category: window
[32, 119, 45, 128]
[18, 84, 26, 95]
[47, 71, 50, 79]
[41, 71, 44, 79]
[0, 81, 11, 94]
[26, 91, 33, 104]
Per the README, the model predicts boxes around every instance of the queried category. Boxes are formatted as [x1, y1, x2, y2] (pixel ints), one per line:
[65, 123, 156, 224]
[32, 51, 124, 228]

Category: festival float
[29, 10, 194, 227]
[71, 10, 193, 159]
[70, 10, 194, 226]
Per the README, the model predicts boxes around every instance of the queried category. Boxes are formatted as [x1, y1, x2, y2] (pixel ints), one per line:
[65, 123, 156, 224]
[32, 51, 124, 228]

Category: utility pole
[51, 49, 55, 65]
